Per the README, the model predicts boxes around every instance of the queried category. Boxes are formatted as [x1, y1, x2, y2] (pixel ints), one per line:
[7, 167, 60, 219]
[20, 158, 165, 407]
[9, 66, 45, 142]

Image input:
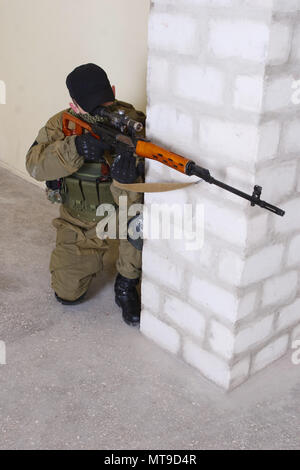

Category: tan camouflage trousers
[50, 183, 142, 301]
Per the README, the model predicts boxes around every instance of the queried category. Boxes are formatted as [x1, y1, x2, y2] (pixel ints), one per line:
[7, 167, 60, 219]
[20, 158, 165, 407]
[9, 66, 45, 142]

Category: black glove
[110, 152, 139, 184]
[75, 134, 111, 162]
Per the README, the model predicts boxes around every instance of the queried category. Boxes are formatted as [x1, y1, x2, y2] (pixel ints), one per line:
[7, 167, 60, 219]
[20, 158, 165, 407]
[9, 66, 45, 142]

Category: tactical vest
[60, 161, 115, 223]
[60, 101, 146, 223]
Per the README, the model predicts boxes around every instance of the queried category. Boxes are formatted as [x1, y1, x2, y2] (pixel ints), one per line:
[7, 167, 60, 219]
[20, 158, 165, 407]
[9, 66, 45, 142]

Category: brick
[199, 117, 259, 164]
[262, 271, 298, 306]
[141, 278, 161, 313]
[165, 209, 206, 256]
[144, 201, 202, 249]
[189, 276, 238, 323]
[177, 238, 214, 270]
[237, 291, 257, 320]
[291, 25, 300, 61]
[209, 320, 235, 359]
[183, 339, 231, 389]
[256, 161, 297, 204]
[234, 75, 264, 112]
[152, 0, 236, 7]
[201, 198, 248, 247]
[268, 23, 292, 65]
[148, 13, 198, 55]
[235, 314, 274, 354]
[218, 250, 244, 286]
[209, 19, 269, 63]
[282, 119, 300, 154]
[264, 75, 295, 112]
[252, 335, 289, 373]
[292, 324, 300, 340]
[247, 213, 269, 247]
[173, 64, 224, 105]
[226, 166, 255, 188]
[273, 0, 300, 12]
[242, 245, 284, 285]
[164, 295, 206, 339]
[257, 120, 281, 161]
[287, 234, 300, 266]
[142, 248, 183, 292]
[161, 0, 273, 7]
[275, 198, 300, 235]
[243, 0, 274, 8]
[229, 357, 251, 389]
[277, 298, 300, 330]
[140, 310, 181, 354]
[147, 103, 194, 148]
[147, 56, 169, 92]
[291, 337, 300, 365]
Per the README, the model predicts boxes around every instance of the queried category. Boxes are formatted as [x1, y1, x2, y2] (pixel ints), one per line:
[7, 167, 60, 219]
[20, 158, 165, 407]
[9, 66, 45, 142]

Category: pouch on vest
[61, 162, 116, 222]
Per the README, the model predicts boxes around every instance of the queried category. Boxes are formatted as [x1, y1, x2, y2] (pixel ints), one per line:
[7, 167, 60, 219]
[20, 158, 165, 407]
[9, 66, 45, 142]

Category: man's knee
[49, 237, 103, 302]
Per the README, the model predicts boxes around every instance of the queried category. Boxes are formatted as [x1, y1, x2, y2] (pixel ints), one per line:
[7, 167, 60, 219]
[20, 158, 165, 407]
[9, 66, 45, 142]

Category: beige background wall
[0, 0, 150, 182]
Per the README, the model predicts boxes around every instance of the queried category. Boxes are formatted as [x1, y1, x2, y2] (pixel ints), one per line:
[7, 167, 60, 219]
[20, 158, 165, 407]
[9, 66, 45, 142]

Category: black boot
[114, 273, 140, 327]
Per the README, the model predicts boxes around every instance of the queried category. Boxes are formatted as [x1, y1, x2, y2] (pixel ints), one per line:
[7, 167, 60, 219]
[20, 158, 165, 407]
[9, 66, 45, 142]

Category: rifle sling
[84, 180, 199, 240]
[112, 181, 198, 193]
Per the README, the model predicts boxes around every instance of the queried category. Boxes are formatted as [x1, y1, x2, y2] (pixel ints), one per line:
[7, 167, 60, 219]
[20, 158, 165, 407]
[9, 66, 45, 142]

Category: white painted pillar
[141, 0, 300, 389]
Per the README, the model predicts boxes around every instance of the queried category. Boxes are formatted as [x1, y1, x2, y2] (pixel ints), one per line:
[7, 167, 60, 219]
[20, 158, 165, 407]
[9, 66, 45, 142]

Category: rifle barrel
[188, 163, 285, 217]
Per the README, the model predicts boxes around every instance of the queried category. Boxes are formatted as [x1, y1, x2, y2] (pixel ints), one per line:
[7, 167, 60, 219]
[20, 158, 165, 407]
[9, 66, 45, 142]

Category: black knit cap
[66, 63, 115, 113]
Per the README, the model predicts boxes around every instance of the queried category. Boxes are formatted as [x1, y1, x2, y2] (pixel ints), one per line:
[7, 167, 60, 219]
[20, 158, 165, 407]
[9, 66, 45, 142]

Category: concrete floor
[0, 166, 299, 450]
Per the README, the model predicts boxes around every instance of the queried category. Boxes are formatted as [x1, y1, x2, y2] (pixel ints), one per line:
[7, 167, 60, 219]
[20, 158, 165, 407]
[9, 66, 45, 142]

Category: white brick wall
[277, 299, 300, 331]
[142, 247, 183, 292]
[262, 271, 298, 306]
[230, 357, 250, 389]
[275, 198, 300, 234]
[237, 291, 257, 320]
[247, 213, 269, 246]
[173, 65, 224, 105]
[264, 75, 295, 112]
[273, 0, 300, 12]
[141, 278, 161, 313]
[287, 234, 300, 266]
[256, 161, 297, 204]
[141, 310, 181, 354]
[209, 320, 235, 359]
[252, 335, 289, 373]
[164, 295, 206, 340]
[282, 119, 300, 154]
[202, 198, 248, 246]
[292, 324, 300, 341]
[268, 23, 292, 65]
[234, 75, 264, 112]
[183, 339, 231, 389]
[147, 104, 194, 148]
[199, 117, 259, 164]
[291, 25, 300, 61]
[148, 13, 198, 55]
[147, 56, 169, 92]
[242, 245, 284, 285]
[257, 120, 281, 161]
[218, 250, 244, 286]
[235, 315, 274, 354]
[142, 0, 300, 390]
[188, 276, 239, 323]
[209, 20, 269, 62]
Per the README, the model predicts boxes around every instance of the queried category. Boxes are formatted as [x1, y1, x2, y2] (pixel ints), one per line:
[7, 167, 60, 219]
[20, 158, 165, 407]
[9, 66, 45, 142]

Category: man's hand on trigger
[110, 152, 139, 184]
[75, 134, 111, 162]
